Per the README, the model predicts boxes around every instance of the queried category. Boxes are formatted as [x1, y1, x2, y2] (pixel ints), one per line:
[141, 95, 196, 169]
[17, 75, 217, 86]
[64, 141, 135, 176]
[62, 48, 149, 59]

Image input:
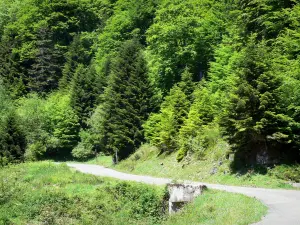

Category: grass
[0, 161, 267, 225]
[0, 162, 167, 225]
[164, 190, 267, 225]
[87, 144, 298, 189]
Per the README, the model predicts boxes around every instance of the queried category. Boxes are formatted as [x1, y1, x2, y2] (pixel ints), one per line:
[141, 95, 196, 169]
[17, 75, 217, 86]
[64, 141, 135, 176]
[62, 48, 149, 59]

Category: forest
[1, 0, 300, 170]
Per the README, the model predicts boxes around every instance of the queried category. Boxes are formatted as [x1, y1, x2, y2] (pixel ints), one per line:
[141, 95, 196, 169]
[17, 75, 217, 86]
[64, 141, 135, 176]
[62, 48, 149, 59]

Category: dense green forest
[1, 0, 300, 169]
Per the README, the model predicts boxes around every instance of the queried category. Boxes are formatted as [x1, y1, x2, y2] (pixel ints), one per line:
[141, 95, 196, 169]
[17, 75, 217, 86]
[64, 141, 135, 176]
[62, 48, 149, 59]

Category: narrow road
[67, 163, 300, 225]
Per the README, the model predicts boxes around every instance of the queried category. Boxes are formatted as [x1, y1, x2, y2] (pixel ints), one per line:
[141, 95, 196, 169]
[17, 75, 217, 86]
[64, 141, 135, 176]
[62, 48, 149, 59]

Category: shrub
[0, 162, 168, 225]
[72, 142, 94, 160]
[269, 164, 300, 182]
[24, 141, 47, 161]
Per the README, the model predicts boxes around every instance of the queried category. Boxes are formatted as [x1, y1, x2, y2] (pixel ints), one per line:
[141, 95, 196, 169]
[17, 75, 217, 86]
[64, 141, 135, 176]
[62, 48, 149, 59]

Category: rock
[218, 161, 223, 166]
[210, 167, 218, 175]
[228, 154, 234, 162]
[167, 183, 207, 214]
[256, 150, 269, 165]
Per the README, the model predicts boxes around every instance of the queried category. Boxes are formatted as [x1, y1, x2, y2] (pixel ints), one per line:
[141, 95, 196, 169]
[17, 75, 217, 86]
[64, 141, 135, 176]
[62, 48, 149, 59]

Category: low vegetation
[164, 190, 267, 225]
[89, 144, 299, 189]
[0, 162, 167, 225]
[0, 162, 267, 225]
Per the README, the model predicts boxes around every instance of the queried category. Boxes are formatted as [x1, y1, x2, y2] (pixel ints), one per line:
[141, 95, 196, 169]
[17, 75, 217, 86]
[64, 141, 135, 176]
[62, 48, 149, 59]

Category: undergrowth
[89, 144, 298, 189]
[0, 162, 167, 225]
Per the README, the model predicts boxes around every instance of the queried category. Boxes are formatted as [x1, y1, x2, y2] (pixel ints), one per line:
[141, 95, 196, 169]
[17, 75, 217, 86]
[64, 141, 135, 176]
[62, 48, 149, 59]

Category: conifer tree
[178, 68, 195, 102]
[222, 39, 293, 166]
[60, 35, 94, 89]
[0, 37, 26, 98]
[144, 83, 190, 153]
[28, 26, 62, 93]
[0, 112, 26, 165]
[177, 85, 214, 161]
[70, 64, 101, 128]
[99, 39, 153, 162]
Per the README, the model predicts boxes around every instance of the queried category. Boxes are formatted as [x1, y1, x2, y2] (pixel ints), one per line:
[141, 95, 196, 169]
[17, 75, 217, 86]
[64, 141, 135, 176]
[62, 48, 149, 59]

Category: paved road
[67, 163, 300, 225]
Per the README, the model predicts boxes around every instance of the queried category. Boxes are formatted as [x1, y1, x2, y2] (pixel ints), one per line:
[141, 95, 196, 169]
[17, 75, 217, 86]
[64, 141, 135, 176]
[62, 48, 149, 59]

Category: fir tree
[144, 84, 190, 153]
[177, 85, 214, 161]
[60, 35, 94, 89]
[70, 64, 102, 128]
[28, 26, 62, 93]
[0, 112, 26, 165]
[178, 68, 196, 102]
[0, 37, 26, 98]
[99, 39, 153, 162]
[222, 39, 293, 166]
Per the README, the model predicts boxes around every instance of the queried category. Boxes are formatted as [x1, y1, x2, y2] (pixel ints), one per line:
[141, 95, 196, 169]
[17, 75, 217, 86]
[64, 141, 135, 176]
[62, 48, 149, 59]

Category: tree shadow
[229, 145, 300, 176]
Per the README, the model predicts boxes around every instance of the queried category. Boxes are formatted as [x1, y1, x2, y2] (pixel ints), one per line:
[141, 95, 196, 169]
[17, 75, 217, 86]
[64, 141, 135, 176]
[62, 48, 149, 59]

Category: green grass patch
[164, 190, 267, 225]
[0, 162, 167, 225]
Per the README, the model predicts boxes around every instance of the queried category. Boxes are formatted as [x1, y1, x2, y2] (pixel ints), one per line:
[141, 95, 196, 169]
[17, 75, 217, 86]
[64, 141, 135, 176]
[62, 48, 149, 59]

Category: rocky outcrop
[167, 183, 207, 214]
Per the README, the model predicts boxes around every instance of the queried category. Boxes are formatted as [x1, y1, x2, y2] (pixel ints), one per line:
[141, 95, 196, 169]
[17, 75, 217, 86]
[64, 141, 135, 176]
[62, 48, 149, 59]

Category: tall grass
[0, 162, 167, 225]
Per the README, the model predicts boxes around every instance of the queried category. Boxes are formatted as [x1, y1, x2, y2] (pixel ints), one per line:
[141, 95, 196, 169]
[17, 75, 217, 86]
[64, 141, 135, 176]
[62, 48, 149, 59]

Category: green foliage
[0, 162, 167, 224]
[221, 37, 299, 166]
[1, 0, 300, 165]
[0, 112, 26, 166]
[72, 130, 95, 160]
[43, 92, 80, 156]
[0, 83, 26, 165]
[16, 94, 49, 160]
[144, 84, 190, 153]
[146, 0, 227, 91]
[24, 141, 47, 161]
[94, 0, 159, 76]
[17, 92, 80, 159]
[60, 33, 95, 89]
[176, 85, 216, 160]
[0, 0, 104, 94]
[72, 142, 94, 161]
[269, 164, 300, 182]
[28, 26, 62, 93]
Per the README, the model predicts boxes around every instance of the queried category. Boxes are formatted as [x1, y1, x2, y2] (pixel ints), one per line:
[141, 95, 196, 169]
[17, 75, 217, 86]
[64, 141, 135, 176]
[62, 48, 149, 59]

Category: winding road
[67, 163, 300, 225]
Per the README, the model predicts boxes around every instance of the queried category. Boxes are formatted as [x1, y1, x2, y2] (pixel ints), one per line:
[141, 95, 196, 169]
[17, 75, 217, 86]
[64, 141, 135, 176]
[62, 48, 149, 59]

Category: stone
[292, 183, 300, 188]
[256, 150, 269, 165]
[210, 167, 218, 175]
[228, 154, 234, 162]
[167, 183, 207, 214]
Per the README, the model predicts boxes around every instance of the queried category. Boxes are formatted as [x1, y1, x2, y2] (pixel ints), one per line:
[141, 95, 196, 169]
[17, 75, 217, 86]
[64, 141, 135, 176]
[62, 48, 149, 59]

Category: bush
[269, 164, 300, 182]
[72, 142, 94, 160]
[24, 141, 47, 161]
[17, 92, 80, 159]
[0, 162, 168, 225]
[177, 124, 221, 161]
[130, 144, 160, 162]
[176, 148, 188, 162]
